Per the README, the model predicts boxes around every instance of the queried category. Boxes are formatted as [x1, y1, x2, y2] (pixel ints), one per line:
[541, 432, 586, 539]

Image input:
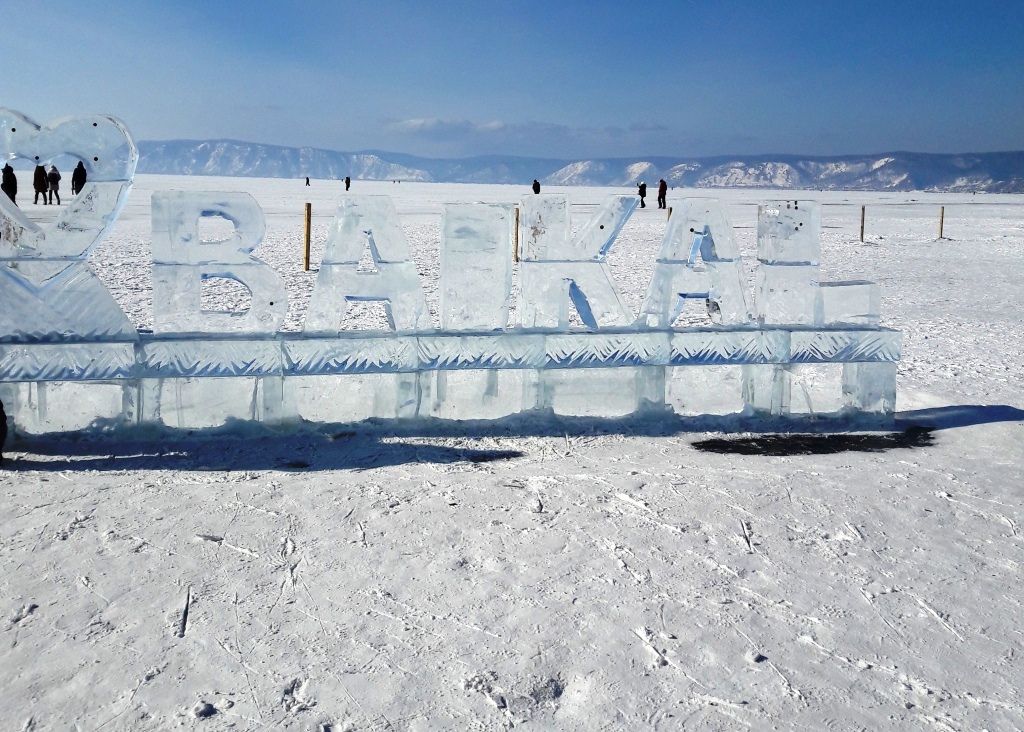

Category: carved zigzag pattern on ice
[0, 342, 135, 381]
[789, 331, 902, 364]
[544, 333, 668, 368]
[670, 331, 787, 365]
[418, 335, 545, 370]
[284, 337, 418, 375]
[141, 340, 282, 377]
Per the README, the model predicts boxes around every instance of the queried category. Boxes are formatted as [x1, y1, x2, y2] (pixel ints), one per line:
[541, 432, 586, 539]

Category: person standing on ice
[47, 165, 62, 205]
[1, 163, 17, 205]
[345, 176, 351, 191]
[305, 176, 310, 186]
[71, 161, 87, 195]
[33, 165, 48, 205]
[638, 181, 647, 208]
[0, 399, 7, 466]
[657, 179, 667, 209]
[532, 179, 541, 194]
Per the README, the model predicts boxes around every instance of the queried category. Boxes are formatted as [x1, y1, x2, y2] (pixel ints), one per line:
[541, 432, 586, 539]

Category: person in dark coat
[305, 176, 310, 186]
[532, 179, 540, 194]
[657, 179, 668, 209]
[0, 399, 7, 466]
[33, 165, 49, 205]
[638, 181, 647, 208]
[1, 164, 16, 205]
[71, 161, 87, 195]
[344, 176, 351, 191]
[47, 165, 62, 205]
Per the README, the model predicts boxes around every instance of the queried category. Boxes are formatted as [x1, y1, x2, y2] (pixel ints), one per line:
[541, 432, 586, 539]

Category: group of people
[529, 177, 669, 209]
[1, 161, 88, 207]
[305, 175, 352, 191]
[637, 179, 670, 209]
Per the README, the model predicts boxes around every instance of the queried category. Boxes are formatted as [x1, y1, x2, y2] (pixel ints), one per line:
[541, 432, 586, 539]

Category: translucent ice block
[305, 196, 430, 332]
[435, 203, 517, 414]
[757, 201, 821, 265]
[151, 192, 286, 334]
[638, 266, 711, 327]
[517, 194, 570, 262]
[755, 264, 819, 325]
[0, 181, 132, 263]
[638, 198, 750, 327]
[742, 364, 791, 416]
[519, 261, 632, 329]
[707, 260, 753, 325]
[440, 203, 513, 330]
[0, 184, 136, 341]
[517, 195, 636, 329]
[660, 198, 739, 263]
[666, 366, 745, 416]
[0, 108, 138, 182]
[816, 281, 880, 326]
[0, 262, 135, 341]
[842, 362, 896, 415]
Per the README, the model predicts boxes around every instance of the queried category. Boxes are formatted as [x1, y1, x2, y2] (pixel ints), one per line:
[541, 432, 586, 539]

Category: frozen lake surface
[2, 177, 1023, 730]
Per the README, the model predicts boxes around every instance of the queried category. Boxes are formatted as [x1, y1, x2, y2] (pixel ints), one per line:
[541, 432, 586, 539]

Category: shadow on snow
[1, 403, 1020, 470]
[691, 404, 1024, 456]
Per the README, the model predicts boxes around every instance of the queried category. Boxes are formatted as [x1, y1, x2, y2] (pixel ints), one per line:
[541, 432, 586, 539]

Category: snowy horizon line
[134, 137, 1024, 163]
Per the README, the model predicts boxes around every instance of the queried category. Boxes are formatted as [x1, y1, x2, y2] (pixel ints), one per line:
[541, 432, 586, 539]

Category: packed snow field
[2, 177, 1023, 731]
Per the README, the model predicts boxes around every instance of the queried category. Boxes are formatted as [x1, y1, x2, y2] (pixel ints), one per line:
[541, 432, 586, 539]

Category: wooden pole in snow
[859, 205, 866, 242]
[939, 206, 945, 239]
[667, 206, 673, 220]
[513, 206, 520, 263]
[303, 202, 312, 271]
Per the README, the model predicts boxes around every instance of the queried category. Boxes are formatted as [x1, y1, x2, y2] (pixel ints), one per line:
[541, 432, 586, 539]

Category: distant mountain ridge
[137, 140, 1024, 192]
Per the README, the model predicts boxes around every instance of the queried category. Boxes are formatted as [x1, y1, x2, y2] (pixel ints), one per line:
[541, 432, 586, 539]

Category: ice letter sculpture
[518, 194, 635, 328]
[742, 201, 895, 416]
[305, 196, 430, 332]
[0, 109, 137, 340]
[639, 199, 750, 327]
[151, 192, 286, 333]
[0, 109, 902, 434]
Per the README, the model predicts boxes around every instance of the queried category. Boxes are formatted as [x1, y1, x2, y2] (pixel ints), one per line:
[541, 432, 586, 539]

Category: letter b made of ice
[150, 192, 287, 334]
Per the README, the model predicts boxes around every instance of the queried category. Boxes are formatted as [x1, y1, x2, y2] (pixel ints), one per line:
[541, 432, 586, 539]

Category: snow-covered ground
[2, 177, 1023, 731]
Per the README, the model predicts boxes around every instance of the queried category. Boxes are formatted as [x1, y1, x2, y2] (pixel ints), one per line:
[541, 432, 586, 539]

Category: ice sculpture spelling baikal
[0, 109, 900, 435]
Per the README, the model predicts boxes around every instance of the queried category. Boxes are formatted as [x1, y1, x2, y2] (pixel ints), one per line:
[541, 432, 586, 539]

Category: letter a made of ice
[304, 196, 430, 332]
[638, 199, 751, 327]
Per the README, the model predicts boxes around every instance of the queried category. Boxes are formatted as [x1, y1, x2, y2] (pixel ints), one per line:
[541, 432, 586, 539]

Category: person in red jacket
[657, 179, 668, 209]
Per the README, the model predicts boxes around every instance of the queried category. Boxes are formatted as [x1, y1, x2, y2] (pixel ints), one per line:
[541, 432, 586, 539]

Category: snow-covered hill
[139, 140, 432, 182]
[137, 140, 1024, 192]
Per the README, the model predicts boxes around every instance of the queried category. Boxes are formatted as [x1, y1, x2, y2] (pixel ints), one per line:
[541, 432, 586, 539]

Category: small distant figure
[345, 176, 351, 191]
[305, 176, 310, 186]
[1, 163, 17, 205]
[638, 181, 647, 208]
[33, 165, 49, 205]
[71, 161, 87, 195]
[657, 179, 667, 209]
[532, 179, 541, 194]
[47, 165, 62, 205]
[0, 399, 7, 466]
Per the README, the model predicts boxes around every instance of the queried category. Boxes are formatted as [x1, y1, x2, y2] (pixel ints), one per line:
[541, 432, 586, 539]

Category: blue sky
[4, 0, 1022, 158]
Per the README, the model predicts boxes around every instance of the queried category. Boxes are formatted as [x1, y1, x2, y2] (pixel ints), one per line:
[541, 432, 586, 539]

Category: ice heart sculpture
[0, 109, 137, 340]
